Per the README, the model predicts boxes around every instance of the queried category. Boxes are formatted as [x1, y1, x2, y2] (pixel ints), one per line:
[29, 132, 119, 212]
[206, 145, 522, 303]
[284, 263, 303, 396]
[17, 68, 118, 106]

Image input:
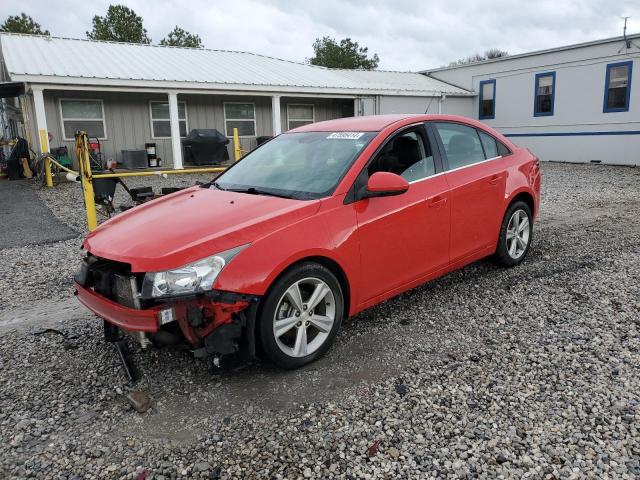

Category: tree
[449, 49, 508, 66]
[160, 26, 203, 48]
[0, 13, 49, 35]
[485, 48, 509, 59]
[87, 5, 150, 44]
[309, 37, 379, 70]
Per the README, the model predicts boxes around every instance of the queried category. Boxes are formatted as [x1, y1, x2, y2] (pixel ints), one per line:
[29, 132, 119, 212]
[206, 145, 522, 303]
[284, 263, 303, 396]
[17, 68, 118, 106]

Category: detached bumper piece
[75, 283, 160, 332]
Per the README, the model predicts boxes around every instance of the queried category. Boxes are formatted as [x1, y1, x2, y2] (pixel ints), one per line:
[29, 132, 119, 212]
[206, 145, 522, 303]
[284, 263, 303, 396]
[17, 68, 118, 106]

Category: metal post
[76, 132, 98, 231]
[271, 95, 282, 135]
[233, 127, 241, 161]
[167, 92, 183, 169]
[44, 156, 53, 187]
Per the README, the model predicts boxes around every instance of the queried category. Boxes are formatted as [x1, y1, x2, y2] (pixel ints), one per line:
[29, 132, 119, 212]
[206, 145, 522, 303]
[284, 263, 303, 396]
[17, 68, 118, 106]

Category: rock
[394, 384, 408, 397]
[126, 390, 151, 413]
[387, 447, 400, 460]
[194, 461, 210, 472]
[367, 440, 380, 457]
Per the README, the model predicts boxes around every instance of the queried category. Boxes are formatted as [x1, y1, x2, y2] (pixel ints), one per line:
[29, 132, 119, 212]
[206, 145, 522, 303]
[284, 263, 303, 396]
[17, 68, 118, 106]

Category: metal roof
[0, 33, 471, 96]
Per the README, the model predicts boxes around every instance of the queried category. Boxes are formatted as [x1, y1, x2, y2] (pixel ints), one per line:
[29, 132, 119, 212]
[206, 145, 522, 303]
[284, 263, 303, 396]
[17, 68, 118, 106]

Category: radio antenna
[618, 16, 639, 53]
[623, 16, 631, 48]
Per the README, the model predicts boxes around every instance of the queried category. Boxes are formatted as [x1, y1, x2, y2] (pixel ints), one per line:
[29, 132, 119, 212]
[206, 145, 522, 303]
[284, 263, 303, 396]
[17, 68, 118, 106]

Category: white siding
[378, 95, 474, 117]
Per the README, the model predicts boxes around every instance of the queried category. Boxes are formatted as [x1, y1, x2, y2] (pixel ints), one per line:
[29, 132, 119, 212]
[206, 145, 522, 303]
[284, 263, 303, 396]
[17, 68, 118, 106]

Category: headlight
[141, 245, 247, 299]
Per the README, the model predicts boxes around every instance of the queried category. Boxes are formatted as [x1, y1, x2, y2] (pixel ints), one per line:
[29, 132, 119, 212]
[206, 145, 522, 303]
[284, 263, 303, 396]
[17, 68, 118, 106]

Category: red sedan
[75, 114, 541, 369]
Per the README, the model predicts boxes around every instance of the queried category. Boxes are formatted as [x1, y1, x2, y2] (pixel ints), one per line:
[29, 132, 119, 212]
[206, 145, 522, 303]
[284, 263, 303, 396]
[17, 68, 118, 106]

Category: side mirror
[359, 172, 409, 200]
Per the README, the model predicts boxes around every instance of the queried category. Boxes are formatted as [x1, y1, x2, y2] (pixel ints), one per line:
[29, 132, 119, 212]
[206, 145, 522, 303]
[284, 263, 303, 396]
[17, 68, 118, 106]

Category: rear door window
[433, 122, 485, 170]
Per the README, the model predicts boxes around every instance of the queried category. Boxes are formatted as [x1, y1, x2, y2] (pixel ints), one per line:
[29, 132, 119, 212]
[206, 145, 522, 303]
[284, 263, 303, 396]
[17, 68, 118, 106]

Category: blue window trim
[603, 60, 633, 113]
[533, 71, 556, 117]
[478, 79, 496, 120]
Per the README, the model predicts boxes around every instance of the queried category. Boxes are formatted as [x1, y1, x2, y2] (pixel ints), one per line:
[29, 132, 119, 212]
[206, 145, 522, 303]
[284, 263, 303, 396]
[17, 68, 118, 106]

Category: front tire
[259, 262, 344, 369]
[493, 201, 533, 267]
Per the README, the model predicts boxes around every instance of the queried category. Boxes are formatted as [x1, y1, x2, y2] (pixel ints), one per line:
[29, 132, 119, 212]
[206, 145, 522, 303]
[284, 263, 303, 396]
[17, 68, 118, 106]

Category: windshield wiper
[211, 181, 226, 191]
[226, 187, 295, 199]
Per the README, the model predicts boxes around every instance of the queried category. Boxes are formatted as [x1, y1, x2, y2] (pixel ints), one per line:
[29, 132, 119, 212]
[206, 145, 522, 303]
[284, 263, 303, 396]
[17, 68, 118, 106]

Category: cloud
[1, 0, 639, 70]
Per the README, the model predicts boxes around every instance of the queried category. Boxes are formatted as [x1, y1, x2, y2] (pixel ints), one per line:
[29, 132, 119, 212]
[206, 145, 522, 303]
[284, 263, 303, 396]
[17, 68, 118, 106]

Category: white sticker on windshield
[327, 132, 365, 140]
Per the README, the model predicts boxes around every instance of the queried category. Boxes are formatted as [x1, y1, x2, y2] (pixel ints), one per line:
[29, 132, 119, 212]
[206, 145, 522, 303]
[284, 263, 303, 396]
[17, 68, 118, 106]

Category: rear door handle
[489, 174, 503, 185]
[428, 196, 447, 208]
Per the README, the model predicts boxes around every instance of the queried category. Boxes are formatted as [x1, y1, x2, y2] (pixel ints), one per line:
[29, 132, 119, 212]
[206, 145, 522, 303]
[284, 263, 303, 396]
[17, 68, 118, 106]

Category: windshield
[213, 131, 377, 199]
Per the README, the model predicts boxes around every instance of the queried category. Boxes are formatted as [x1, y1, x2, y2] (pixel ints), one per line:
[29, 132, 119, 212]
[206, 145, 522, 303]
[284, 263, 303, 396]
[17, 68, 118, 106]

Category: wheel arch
[251, 255, 351, 360]
[506, 189, 536, 218]
[260, 255, 351, 321]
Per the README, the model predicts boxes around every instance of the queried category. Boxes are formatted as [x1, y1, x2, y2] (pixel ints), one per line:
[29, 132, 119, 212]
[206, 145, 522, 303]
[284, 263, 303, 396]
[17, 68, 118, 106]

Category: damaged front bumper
[74, 259, 260, 359]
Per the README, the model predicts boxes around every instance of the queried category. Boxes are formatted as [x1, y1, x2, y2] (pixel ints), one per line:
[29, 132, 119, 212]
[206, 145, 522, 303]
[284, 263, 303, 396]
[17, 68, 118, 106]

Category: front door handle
[428, 196, 447, 208]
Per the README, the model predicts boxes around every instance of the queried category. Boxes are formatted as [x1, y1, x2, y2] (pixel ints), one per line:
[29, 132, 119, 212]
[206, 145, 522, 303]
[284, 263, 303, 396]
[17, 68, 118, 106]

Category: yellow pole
[39, 128, 54, 187]
[76, 132, 98, 231]
[233, 127, 241, 161]
[44, 156, 53, 187]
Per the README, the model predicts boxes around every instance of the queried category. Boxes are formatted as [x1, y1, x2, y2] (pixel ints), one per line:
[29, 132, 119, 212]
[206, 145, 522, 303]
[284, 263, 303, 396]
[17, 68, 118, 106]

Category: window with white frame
[150, 101, 188, 138]
[60, 99, 106, 140]
[224, 103, 256, 136]
[287, 104, 314, 130]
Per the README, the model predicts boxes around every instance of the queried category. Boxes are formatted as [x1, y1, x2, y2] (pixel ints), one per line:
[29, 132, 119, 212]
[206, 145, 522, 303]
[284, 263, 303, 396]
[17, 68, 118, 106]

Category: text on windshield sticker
[327, 132, 365, 140]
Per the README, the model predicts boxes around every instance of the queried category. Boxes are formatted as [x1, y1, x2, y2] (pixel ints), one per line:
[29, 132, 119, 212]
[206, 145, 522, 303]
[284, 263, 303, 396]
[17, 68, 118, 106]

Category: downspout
[438, 93, 446, 114]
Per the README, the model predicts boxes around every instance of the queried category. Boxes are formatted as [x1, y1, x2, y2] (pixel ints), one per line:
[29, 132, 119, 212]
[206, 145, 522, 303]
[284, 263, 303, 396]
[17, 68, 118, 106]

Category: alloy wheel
[506, 209, 530, 259]
[273, 277, 336, 358]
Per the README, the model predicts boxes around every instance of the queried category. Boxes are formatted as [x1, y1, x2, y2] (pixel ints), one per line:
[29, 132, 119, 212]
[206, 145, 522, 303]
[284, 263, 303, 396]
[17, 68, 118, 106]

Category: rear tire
[259, 262, 343, 369]
[493, 201, 533, 267]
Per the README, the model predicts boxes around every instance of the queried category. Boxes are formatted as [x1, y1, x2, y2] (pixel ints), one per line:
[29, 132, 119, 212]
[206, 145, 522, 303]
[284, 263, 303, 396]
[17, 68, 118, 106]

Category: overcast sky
[2, 0, 640, 70]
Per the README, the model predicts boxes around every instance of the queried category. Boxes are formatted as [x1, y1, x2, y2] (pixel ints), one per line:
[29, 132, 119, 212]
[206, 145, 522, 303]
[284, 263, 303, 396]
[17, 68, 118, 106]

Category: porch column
[271, 95, 282, 135]
[32, 87, 49, 153]
[167, 91, 183, 169]
[353, 98, 361, 117]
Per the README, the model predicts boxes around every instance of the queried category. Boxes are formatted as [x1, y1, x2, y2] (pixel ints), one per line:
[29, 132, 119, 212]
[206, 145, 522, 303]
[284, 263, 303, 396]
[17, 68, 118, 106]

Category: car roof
[289, 114, 414, 132]
[288, 114, 484, 132]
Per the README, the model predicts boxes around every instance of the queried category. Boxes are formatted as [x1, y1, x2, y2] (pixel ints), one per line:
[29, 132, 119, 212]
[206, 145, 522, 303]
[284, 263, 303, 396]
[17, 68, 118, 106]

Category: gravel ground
[0, 162, 639, 479]
[0, 174, 212, 311]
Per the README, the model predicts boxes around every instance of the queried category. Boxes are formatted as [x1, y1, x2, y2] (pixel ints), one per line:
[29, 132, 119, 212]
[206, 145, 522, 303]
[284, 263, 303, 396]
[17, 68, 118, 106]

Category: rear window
[478, 130, 498, 158]
[476, 130, 511, 157]
[497, 141, 511, 156]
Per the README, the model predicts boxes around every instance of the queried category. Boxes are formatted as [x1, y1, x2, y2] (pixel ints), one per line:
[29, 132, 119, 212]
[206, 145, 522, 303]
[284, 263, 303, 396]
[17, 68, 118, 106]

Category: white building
[423, 34, 640, 166]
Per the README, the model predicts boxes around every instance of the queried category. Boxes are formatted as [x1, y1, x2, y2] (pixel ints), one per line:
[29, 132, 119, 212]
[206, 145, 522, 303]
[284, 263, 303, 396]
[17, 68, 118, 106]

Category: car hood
[84, 186, 321, 272]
